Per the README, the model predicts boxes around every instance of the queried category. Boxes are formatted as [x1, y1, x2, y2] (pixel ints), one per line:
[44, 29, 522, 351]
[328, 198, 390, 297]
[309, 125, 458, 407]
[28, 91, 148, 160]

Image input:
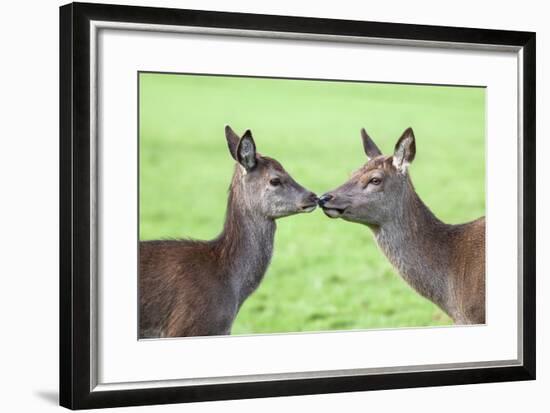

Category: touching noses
[318, 194, 333, 207]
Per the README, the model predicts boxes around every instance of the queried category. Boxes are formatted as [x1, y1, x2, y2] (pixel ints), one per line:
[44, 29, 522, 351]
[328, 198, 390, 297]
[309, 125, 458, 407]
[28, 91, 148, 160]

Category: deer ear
[225, 124, 240, 160]
[237, 130, 257, 171]
[393, 127, 416, 172]
[361, 128, 382, 159]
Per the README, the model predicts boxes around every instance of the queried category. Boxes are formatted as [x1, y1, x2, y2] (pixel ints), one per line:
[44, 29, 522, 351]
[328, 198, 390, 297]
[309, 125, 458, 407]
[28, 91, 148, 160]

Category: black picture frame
[60, 2, 536, 410]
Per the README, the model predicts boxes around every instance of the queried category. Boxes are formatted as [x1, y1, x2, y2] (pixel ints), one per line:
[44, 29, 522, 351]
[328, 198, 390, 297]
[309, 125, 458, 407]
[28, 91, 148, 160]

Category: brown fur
[447, 217, 486, 323]
[140, 240, 232, 337]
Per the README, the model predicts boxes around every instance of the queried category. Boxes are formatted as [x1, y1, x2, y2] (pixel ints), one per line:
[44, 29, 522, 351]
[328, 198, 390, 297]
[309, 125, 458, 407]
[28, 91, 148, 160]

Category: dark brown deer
[139, 126, 318, 338]
[318, 128, 485, 324]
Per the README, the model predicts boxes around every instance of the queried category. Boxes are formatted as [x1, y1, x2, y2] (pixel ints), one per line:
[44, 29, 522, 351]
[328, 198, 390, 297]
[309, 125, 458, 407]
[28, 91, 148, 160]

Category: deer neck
[216, 188, 276, 304]
[373, 182, 453, 311]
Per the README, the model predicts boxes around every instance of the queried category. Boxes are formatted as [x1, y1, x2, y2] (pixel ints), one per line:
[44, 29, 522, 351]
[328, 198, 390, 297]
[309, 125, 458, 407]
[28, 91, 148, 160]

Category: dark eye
[269, 178, 281, 187]
[370, 177, 382, 185]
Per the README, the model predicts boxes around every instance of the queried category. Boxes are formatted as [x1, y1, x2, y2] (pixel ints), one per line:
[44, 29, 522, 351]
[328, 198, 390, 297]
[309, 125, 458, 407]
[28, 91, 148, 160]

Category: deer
[318, 127, 485, 324]
[139, 126, 318, 338]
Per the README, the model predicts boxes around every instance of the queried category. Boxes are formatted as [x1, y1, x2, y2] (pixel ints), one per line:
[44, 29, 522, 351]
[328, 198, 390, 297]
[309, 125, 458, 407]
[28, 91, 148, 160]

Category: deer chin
[300, 204, 317, 213]
[273, 204, 317, 219]
[321, 206, 346, 218]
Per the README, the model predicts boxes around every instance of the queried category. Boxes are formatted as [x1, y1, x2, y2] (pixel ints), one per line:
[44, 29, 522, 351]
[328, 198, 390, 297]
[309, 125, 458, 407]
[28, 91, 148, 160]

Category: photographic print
[138, 72, 485, 338]
[61, 3, 535, 408]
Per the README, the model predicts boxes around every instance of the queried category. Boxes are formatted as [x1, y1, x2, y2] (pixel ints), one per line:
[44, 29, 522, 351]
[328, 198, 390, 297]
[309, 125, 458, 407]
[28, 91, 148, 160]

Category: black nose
[318, 194, 333, 206]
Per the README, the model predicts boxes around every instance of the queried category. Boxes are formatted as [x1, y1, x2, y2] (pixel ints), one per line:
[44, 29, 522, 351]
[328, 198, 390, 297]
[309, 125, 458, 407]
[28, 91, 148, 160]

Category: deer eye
[269, 178, 281, 187]
[369, 177, 382, 186]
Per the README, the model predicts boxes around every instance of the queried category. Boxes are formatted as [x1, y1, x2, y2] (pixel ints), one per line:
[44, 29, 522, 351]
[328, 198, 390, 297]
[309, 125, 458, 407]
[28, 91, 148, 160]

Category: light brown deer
[140, 126, 318, 338]
[318, 128, 485, 324]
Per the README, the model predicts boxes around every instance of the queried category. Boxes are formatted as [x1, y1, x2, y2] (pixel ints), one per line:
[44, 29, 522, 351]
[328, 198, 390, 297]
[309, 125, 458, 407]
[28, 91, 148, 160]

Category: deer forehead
[354, 156, 394, 180]
[238, 156, 287, 179]
[258, 156, 286, 175]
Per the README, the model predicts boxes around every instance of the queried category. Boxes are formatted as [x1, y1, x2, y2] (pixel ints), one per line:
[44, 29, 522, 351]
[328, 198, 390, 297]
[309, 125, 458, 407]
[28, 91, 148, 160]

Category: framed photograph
[59, 2, 536, 409]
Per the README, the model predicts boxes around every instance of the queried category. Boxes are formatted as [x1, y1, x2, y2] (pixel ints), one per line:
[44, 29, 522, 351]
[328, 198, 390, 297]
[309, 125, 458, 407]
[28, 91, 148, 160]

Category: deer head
[318, 127, 416, 226]
[225, 125, 318, 219]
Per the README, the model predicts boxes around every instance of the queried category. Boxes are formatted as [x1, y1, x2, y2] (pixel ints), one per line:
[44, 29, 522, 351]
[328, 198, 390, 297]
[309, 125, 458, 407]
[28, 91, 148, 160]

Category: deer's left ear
[237, 130, 257, 171]
[393, 127, 416, 173]
[361, 128, 382, 159]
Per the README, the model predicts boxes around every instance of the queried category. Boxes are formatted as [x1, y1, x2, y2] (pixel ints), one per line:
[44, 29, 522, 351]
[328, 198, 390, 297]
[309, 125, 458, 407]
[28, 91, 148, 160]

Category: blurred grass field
[139, 72, 485, 334]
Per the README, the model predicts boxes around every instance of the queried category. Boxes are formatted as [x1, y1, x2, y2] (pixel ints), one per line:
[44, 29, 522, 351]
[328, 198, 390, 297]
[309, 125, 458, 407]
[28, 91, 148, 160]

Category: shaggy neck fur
[372, 177, 454, 314]
[213, 169, 276, 306]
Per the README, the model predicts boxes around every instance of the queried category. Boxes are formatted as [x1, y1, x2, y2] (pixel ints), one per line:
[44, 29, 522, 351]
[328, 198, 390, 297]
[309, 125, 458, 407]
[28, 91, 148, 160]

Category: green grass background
[139, 72, 485, 334]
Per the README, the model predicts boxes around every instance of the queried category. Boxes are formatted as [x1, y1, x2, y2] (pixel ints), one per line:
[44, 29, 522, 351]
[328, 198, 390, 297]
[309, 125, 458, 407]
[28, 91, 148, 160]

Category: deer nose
[318, 194, 333, 206]
[307, 192, 319, 204]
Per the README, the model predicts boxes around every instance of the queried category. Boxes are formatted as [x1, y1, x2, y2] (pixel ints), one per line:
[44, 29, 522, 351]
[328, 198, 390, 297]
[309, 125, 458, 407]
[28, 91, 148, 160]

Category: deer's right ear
[225, 125, 240, 160]
[361, 128, 382, 159]
[393, 127, 416, 173]
[237, 130, 257, 171]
